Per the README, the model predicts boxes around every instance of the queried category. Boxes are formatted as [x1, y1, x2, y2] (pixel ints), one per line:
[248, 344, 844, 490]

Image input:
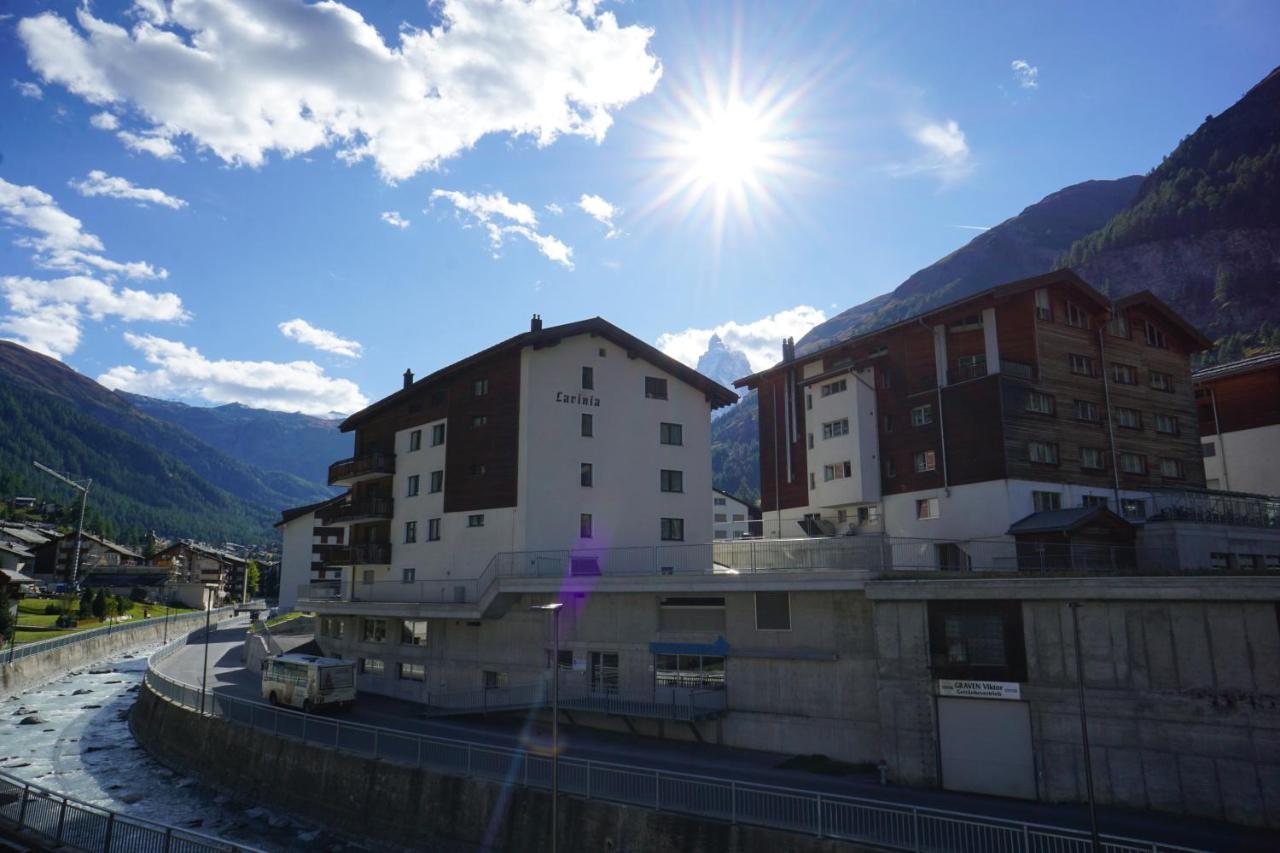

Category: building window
[427, 518, 441, 541]
[406, 475, 420, 497]
[916, 498, 939, 520]
[1154, 414, 1179, 435]
[823, 461, 853, 481]
[659, 422, 683, 445]
[1111, 363, 1136, 385]
[470, 463, 487, 476]
[645, 376, 668, 399]
[473, 378, 489, 396]
[956, 354, 987, 380]
[809, 472, 816, 490]
[1149, 371, 1174, 392]
[820, 379, 848, 397]
[1159, 458, 1184, 479]
[472, 414, 488, 427]
[886, 458, 896, 478]
[431, 423, 445, 446]
[883, 414, 894, 433]
[1073, 400, 1100, 422]
[1025, 391, 1054, 415]
[714, 512, 727, 523]
[755, 592, 791, 631]
[402, 620, 428, 645]
[913, 450, 936, 473]
[428, 470, 443, 493]
[1082, 495, 1109, 508]
[1032, 491, 1062, 512]
[1266, 555, 1280, 571]
[399, 662, 426, 682]
[928, 601, 1026, 681]
[361, 658, 385, 676]
[1210, 552, 1230, 571]
[1034, 288, 1051, 320]
[1080, 447, 1106, 470]
[582, 413, 593, 437]
[362, 618, 387, 643]
[655, 653, 725, 690]
[911, 404, 933, 427]
[1119, 453, 1147, 474]
[807, 432, 814, 449]
[408, 429, 422, 451]
[714, 497, 726, 506]
[660, 517, 684, 541]
[1028, 442, 1059, 464]
[1115, 407, 1142, 430]
[857, 505, 880, 525]
[1144, 321, 1167, 348]
[1065, 302, 1090, 329]
[582, 366, 594, 390]
[581, 462, 593, 487]
[1202, 443, 1216, 458]
[362, 569, 374, 585]
[404, 521, 417, 544]
[822, 418, 850, 439]
[580, 513, 593, 538]
[402, 567, 416, 583]
[660, 469, 684, 492]
[1069, 354, 1095, 376]
[1107, 314, 1130, 339]
[467, 514, 485, 528]
[1121, 498, 1147, 520]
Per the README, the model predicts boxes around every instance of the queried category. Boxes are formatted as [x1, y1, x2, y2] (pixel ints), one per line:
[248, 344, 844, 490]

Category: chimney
[782, 337, 795, 363]
[531, 313, 543, 332]
[403, 368, 413, 389]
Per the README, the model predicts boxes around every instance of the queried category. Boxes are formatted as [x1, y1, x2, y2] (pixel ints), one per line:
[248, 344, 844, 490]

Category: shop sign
[937, 679, 1021, 700]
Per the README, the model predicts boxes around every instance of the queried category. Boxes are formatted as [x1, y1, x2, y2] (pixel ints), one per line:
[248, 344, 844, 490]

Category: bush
[43, 603, 61, 615]
[129, 587, 149, 604]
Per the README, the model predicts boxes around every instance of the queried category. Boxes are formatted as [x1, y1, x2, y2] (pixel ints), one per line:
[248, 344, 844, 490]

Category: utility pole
[1070, 602, 1101, 852]
[530, 602, 563, 853]
[200, 593, 212, 715]
[33, 461, 91, 591]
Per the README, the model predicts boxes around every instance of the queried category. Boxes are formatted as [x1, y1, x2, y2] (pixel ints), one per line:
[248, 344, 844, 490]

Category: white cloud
[278, 318, 362, 358]
[117, 129, 181, 160]
[886, 119, 973, 185]
[70, 169, 187, 209]
[98, 333, 369, 416]
[577, 193, 620, 237]
[1011, 59, 1039, 90]
[656, 305, 828, 374]
[0, 176, 167, 279]
[379, 210, 410, 229]
[89, 111, 119, 130]
[431, 188, 573, 269]
[948, 224, 990, 231]
[545, 202, 564, 215]
[13, 80, 43, 99]
[17, 0, 661, 182]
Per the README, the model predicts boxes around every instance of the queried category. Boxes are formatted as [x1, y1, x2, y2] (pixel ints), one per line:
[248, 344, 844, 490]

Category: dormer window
[1144, 321, 1167, 349]
[1065, 302, 1090, 329]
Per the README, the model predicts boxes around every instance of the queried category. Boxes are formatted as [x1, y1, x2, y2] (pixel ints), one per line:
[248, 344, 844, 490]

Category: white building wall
[277, 513, 314, 612]
[713, 491, 752, 539]
[517, 334, 713, 551]
[1202, 425, 1280, 496]
[806, 367, 880, 508]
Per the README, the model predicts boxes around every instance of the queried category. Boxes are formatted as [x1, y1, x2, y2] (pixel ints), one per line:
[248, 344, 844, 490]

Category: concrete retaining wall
[1, 613, 231, 698]
[131, 686, 869, 853]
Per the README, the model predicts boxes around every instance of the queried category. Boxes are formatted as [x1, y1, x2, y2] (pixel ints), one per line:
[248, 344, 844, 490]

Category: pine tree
[79, 587, 93, 619]
[92, 588, 107, 621]
[0, 586, 12, 642]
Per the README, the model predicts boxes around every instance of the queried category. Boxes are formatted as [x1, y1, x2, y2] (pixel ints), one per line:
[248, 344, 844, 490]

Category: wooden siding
[756, 371, 809, 512]
[1196, 366, 1280, 436]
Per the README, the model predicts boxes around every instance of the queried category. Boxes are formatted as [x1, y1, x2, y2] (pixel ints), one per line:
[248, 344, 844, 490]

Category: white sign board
[572, 653, 587, 672]
[937, 679, 1021, 700]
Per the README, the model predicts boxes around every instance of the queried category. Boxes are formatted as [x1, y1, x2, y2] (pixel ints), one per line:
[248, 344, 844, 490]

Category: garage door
[937, 697, 1036, 799]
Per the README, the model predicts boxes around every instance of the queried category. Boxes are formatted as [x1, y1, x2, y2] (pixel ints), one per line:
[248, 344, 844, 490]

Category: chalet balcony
[318, 497, 394, 525]
[327, 453, 395, 486]
[321, 542, 392, 568]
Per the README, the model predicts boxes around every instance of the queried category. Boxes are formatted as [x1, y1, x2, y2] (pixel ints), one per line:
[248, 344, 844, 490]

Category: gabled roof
[1, 568, 37, 585]
[342, 316, 739, 431]
[50, 531, 143, 559]
[1112, 290, 1213, 350]
[1007, 506, 1132, 535]
[734, 269, 1110, 388]
[275, 494, 346, 528]
[712, 487, 750, 505]
[0, 524, 53, 546]
[1192, 350, 1280, 383]
[0, 540, 35, 558]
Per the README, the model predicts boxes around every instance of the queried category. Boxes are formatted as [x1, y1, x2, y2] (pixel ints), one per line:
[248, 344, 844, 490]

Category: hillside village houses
[284, 283, 1280, 829]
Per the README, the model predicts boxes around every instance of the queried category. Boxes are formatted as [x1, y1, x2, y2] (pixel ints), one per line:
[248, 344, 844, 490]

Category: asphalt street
[154, 616, 1275, 852]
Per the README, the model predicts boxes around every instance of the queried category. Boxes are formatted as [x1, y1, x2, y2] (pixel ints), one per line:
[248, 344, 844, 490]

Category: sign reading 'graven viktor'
[555, 391, 601, 407]
[937, 679, 1021, 700]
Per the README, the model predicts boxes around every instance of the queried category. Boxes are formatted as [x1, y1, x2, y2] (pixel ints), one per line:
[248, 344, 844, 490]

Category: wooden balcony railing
[318, 497, 394, 525]
[327, 453, 394, 486]
[321, 542, 392, 567]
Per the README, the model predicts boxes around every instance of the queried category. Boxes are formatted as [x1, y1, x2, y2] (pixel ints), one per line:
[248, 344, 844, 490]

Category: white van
[261, 654, 356, 713]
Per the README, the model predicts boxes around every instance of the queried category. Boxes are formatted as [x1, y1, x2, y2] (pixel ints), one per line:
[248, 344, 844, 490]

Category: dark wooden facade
[742, 271, 1210, 513]
[1195, 354, 1280, 437]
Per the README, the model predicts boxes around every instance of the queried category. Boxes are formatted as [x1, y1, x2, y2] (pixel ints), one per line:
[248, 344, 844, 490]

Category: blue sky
[1, 0, 1276, 414]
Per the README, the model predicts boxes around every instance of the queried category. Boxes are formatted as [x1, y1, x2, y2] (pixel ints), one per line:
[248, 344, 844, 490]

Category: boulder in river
[18, 716, 44, 726]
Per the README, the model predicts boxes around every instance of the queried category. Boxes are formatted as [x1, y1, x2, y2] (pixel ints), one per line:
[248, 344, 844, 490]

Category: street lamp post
[529, 602, 563, 853]
[1069, 602, 1101, 852]
[200, 593, 212, 715]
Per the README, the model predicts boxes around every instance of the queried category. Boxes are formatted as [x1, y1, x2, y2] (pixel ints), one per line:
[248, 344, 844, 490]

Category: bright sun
[681, 100, 772, 195]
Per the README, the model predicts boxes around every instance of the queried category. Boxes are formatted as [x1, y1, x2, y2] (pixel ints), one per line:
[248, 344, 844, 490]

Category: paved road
[156, 618, 1274, 852]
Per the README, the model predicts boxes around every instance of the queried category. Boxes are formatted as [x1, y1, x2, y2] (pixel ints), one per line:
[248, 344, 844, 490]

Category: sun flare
[680, 100, 772, 195]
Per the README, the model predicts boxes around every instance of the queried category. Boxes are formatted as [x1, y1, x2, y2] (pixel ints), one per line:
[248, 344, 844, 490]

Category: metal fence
[144, 650, 1202, 853]
[3, 607, 233, 666]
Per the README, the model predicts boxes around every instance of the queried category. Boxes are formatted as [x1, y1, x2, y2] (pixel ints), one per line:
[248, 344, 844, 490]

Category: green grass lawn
[9, 596, 197, 646]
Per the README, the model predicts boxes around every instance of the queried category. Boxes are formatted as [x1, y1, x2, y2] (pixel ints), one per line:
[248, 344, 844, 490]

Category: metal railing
[143, 654, 1202, 853]
[417, 678, 727, 721]
[3, 607, 233, 665]
[1149, 488, 1280, 529]
[0, 768, 260, 853]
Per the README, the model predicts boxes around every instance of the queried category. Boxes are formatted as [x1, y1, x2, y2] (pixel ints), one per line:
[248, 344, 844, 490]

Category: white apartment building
[711, 488, 754, 539]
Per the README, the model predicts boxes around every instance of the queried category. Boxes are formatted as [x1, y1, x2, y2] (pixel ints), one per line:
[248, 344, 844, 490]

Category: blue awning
[648, 636, 730, 656]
